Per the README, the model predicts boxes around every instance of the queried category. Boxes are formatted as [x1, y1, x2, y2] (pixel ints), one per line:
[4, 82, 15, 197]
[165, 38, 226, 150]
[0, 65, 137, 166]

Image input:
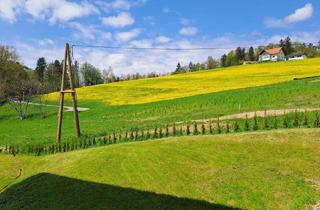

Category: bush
[292, 110, 299, 127]
[234, 121, 240, 132]
[314, 112, 320, 128]
[226, 122, 230, 133]
[283, 113, 289, 128]
[263, 111, 269, 129]
[253, 112, 258, 131]
[273, 116, 278, 129]
[217, 118, 222, 134]
[193, 122, 199, 135]
[303, 110, 308, 127]
[244, 115, 250, 131]
[201, 123, 206, 135]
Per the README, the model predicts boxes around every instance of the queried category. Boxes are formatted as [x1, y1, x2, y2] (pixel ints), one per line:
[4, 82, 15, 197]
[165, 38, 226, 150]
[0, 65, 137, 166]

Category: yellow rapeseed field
[48, 58, 320, 105]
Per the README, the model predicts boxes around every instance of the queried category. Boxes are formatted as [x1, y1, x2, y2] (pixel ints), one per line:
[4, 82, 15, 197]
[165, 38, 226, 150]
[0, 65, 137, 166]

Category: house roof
[259, 47, 283, 55]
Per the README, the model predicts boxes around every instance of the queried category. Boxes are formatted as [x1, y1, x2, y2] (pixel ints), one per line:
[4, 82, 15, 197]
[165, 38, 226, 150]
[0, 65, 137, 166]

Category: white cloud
[0, 0, 23, 23]
[96, 0, 146, 12]
[38, 38, 55, 47]
[69, 22, 112, 41]
[13, 30, 320, 76]
[265, 3, 313, 28]
[179, 27, 198, 36]
[130, 39, 152, 48]
[163, 8, 170, 13]
[0, 0, 99, 23]
[180, 18, 190, 26]
[101, 12, 134, 28]
[155, 36, 171, 44]
[116, 29, 141, 42]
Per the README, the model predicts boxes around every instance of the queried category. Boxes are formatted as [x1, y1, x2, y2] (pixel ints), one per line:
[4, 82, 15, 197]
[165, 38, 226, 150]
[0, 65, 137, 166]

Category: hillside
[48, 58, 320, 105]
[1, 72, 320, 145]
[1, 129, 320, 210]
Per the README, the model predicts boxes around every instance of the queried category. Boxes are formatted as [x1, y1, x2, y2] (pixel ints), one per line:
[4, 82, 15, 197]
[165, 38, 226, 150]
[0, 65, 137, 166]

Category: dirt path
[28, 102, 90, 112]
[177, 108, 320, 124]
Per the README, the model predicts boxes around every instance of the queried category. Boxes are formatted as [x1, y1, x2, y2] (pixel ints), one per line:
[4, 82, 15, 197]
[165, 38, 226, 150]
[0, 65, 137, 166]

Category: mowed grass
[1, 77, 320, 146]
[1, 129, 320, 209]
[48, 58, 320, 105]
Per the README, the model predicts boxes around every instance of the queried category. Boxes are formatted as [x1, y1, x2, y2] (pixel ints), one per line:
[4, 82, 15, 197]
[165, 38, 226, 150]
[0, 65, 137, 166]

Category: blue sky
[0, 0, 319, 74]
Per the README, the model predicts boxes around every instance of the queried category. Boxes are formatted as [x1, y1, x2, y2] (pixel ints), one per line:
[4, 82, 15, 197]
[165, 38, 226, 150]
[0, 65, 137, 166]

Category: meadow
[0, 76, 320, 146]
[48, 58, 320, 105]
[1, 129, 320, 209]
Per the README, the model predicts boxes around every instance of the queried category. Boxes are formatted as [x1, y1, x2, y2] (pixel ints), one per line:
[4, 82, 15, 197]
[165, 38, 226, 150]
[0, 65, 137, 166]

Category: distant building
[258, 47, 286, 62]
[287, 53, 307, 61]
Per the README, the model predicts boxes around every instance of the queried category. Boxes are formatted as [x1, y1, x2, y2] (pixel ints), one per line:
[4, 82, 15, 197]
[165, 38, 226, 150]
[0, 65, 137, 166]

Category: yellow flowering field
[48, 58, 320, 105]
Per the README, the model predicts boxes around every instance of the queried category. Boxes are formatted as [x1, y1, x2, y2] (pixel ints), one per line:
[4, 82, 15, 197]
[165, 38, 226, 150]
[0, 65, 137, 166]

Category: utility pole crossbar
[56, 43, 81, 143]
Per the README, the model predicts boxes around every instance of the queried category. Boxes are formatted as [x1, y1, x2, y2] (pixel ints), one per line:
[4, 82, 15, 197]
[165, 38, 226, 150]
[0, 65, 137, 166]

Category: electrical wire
[71, 42, 320, 52]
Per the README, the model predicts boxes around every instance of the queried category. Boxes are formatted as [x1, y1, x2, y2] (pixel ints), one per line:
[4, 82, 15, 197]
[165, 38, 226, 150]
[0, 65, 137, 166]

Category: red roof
[260, 47, 283, 55]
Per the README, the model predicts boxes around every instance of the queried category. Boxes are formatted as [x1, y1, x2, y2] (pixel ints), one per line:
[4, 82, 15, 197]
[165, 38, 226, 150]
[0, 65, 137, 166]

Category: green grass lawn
[1, 129, 320, 209]
[0, 78, 320, 146]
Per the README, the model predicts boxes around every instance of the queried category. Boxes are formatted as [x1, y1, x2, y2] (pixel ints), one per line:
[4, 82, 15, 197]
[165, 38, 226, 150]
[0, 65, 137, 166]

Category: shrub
[186, 124, 190, 135]
[165, 125, 169, 137]
[159, 128, 163, 138]
[209, 122, 213, 134]
[244, 114, 250, 131]
[283, 113, 289, 128]
[263, 111, 269, 129]
[179, 126, 183, 136]
[292, 110, 299, 127]
[226, 122, 230, 133]
[303, 110, 308, 127]
[273, 116, 278, 129]
[153, 127, 158, 139]
[201, 123, 206, 135]
[194, 122, 199, 135]
[234, 121, 240, 132]
[253, 112, 258, 131]
[217, 118, 222, 134]
[314, 112, 320, 128]
[172, 124, 176, 136]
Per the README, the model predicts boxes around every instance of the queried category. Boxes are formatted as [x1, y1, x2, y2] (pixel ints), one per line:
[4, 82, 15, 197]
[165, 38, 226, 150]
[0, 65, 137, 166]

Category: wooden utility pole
[56, 43, 81, 143]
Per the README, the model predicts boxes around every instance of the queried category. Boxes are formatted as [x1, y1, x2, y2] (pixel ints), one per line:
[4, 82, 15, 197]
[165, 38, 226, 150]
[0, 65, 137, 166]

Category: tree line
[173, 37, 320, 74]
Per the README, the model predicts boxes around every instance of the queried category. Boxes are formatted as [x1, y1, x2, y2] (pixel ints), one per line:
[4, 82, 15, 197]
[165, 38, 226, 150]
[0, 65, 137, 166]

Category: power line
[71, 44, 233, 51]
[71, 42, 320, 52]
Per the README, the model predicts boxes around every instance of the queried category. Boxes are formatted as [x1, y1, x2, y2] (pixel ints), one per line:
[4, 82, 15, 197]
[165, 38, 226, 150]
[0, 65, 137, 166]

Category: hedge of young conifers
[2, 110, 320, 156]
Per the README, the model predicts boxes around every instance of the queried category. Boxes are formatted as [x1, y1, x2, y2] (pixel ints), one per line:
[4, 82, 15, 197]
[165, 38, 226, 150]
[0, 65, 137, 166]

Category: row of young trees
[173, 37, 320, 74]
[3, 110, 320, 156]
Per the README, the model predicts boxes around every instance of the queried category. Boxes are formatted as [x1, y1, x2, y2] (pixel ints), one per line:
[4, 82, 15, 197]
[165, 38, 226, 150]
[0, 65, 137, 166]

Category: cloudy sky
[0, 0, 319, 74]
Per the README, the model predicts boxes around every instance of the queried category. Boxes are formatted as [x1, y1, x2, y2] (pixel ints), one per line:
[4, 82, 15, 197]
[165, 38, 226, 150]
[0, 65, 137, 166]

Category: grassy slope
[49, 58, 320, 105]
[1, 77, 320, 145]
[1, 129, 320, 209]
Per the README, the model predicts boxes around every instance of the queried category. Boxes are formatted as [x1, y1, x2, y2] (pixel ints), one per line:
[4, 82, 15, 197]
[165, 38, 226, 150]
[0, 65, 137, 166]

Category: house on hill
[258, 47, 285, 62]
